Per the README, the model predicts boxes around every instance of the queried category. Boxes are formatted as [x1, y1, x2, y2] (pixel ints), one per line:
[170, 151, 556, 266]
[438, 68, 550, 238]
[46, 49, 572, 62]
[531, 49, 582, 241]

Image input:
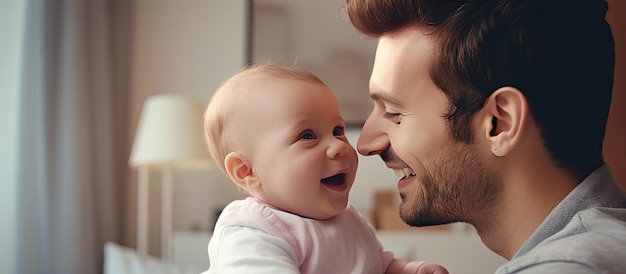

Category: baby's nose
[327, 139, 348, 159]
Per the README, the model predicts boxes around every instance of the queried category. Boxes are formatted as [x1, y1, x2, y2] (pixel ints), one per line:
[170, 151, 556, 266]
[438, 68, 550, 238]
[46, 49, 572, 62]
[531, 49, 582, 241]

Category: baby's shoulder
[217, 198, 299, 234]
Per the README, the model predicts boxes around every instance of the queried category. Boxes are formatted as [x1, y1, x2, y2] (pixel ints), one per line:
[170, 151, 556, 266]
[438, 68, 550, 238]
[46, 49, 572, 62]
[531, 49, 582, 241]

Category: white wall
[0, 1, 26, 273]
[129, 0, 250, 254]
[253, 0, 377, 125]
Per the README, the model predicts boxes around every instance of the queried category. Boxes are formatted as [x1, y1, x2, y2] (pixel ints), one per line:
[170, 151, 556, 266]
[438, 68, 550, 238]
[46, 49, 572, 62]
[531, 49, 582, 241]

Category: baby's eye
[333, 126, 345, 136]
[299, 130, 316, 140]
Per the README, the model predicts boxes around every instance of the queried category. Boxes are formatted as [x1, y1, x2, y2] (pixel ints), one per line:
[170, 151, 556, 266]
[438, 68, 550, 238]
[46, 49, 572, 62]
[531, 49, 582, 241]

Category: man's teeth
[394, 168, 415, 178]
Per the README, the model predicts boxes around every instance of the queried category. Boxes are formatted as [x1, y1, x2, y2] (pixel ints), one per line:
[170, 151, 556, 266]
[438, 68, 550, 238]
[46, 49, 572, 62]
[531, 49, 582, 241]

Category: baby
[202, 64, 448, 274]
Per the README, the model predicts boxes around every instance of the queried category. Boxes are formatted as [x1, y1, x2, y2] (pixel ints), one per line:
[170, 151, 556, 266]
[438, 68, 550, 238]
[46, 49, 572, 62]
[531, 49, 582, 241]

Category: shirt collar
[513, 163, 625, 258]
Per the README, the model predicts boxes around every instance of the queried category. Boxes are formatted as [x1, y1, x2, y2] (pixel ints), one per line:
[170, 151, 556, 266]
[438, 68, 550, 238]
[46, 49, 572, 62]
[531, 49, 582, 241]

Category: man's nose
[357, 116, 388, 156]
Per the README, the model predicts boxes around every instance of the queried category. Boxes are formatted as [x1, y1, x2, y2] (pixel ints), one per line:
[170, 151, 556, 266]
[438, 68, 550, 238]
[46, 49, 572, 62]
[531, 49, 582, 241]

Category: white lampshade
[129, 93, 211, 170]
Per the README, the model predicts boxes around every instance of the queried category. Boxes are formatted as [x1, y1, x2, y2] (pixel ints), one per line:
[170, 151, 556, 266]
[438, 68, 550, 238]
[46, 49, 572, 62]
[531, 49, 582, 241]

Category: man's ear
[482, 87, 528, 156]
[224, 152, 261, 191]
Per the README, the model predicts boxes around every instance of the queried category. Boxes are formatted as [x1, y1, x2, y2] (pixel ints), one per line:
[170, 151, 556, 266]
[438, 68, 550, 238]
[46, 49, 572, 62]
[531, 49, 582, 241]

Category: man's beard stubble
[393, 142, 497, 227]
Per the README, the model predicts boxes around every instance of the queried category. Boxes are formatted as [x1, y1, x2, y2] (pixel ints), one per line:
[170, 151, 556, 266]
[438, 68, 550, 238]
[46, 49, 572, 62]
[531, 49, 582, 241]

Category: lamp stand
[161, 166, 173, 261]
[137, 166, 149, 255]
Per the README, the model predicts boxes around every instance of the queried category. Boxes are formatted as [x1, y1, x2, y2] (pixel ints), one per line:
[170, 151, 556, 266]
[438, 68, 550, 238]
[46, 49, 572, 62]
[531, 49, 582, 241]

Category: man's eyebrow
[370, 90, 403, 106]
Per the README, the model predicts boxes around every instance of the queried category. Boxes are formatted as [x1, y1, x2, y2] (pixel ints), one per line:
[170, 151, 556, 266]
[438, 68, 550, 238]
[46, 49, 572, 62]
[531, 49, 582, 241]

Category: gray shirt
[496, 164, 626, 274]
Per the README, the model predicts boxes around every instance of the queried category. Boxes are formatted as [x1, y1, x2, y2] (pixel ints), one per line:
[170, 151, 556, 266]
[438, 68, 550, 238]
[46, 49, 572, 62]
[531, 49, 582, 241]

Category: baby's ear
[224, 152, 261, 191]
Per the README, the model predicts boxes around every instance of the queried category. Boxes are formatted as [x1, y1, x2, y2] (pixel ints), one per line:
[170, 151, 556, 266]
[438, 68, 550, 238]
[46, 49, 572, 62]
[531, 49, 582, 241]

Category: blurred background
[1, 0, 624, 273]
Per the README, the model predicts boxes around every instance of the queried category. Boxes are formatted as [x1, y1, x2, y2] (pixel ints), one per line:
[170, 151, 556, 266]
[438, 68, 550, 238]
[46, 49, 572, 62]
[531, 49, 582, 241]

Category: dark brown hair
[345, 0, 615, 177]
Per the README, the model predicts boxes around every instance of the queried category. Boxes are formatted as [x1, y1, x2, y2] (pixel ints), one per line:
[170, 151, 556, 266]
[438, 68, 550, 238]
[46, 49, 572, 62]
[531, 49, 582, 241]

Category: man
[344, 0, 626, 273]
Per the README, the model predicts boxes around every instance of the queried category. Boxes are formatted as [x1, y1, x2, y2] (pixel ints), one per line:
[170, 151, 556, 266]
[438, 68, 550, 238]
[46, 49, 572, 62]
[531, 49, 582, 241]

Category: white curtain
[17, 0, 132, 273]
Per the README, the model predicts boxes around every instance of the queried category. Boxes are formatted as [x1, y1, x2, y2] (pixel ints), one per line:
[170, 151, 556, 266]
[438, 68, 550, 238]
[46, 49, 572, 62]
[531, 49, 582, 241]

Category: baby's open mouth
[321, 173, 346, 186]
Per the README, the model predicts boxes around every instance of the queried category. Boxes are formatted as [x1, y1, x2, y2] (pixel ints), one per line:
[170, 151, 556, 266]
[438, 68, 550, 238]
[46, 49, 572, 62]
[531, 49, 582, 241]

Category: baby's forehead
[232, 74, 318, 95]
[228, 73, 279, 91]
[235, 71, 303, 84]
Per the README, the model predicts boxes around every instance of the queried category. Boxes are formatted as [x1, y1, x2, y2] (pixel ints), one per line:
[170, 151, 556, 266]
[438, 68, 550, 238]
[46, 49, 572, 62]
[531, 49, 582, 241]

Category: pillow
[104, 242, 203, 274]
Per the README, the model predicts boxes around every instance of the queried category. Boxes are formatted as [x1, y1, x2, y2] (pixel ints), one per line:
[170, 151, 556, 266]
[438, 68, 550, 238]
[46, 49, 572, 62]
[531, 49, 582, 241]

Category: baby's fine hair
[203, 64, 326, 172]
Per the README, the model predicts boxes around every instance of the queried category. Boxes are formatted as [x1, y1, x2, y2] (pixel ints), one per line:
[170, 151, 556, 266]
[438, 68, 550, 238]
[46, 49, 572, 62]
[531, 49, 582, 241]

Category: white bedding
[104, 242, 202, 274]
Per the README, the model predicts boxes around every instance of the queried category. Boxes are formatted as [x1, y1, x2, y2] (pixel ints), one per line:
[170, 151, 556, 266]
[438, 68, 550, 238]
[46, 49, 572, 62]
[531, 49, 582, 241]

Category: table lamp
[129, 93, 211, 260]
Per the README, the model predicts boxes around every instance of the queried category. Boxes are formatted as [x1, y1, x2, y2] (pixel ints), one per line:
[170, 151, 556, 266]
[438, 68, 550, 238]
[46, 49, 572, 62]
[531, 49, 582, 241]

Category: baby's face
[240, 80, 358, 220]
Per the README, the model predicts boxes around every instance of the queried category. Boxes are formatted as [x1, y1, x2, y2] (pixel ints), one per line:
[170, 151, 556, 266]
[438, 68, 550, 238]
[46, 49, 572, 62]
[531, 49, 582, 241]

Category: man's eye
[383, 112, 400, 119]
[383, 111, 402, 120]
[299, 131, 316, 140]
[333, 126, 345, 136]
[383, 112, 402, 124]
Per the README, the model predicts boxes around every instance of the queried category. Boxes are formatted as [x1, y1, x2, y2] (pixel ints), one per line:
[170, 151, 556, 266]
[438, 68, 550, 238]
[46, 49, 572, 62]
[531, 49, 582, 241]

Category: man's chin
[399, 204, 447, 227]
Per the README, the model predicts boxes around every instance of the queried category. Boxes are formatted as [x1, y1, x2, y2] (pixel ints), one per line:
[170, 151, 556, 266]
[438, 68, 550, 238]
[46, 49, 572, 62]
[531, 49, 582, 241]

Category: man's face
[357, 28, 496, 226]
